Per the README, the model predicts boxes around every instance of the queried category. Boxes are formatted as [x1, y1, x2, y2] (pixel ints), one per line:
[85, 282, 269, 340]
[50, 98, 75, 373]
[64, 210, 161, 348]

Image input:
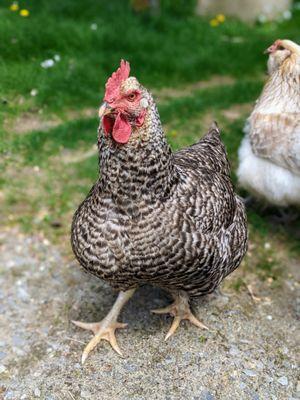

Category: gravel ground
[0, 227, 299, 400]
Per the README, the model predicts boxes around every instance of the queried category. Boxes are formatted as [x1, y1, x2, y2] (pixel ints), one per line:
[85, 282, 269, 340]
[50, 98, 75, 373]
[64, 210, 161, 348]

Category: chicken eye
[277, 45, 285, 51]
[127, 93, 136, 102]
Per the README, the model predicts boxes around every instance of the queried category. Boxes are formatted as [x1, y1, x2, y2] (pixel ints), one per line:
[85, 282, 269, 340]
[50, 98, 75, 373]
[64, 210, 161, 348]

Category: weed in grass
[199, 335, 207, 343]
[230, 277, 245, 292]
[253, 247, 284, 282]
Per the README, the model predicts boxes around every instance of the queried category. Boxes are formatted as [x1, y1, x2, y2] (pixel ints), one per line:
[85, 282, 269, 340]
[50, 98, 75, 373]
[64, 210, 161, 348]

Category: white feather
[140, 98, 149, 109]
[237, 136, 300, 206]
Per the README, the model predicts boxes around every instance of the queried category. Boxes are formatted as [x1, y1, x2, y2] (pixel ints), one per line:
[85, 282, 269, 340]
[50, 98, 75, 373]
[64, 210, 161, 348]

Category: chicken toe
[151, 291, 208, 341]
[72, 288, 135, 363]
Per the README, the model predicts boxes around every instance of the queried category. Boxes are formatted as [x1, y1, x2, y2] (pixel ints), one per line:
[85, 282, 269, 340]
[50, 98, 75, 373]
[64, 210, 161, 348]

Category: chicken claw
[72, 288, 135, 364]
[151, 291, 208, 340]
[72, 319, 127, 363]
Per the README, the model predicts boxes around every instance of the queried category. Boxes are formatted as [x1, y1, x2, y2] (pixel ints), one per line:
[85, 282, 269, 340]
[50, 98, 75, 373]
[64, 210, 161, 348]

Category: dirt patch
[183, 102, 253, 135]
[222, 103, 253, 121]
[56, 145, 98, 164]
[153, 76, 236, 101]
[0, 227, 299, 400]
[66, 108, 96, 120]
[6, 76, 239, 136]
[6, 108, 97, 135]
[7, 113, 61, 134]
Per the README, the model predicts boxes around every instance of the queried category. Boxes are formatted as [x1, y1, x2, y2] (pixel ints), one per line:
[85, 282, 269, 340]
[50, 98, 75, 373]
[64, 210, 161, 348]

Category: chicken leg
[151, 291, 208, 340]
[72, 288, 135, 364]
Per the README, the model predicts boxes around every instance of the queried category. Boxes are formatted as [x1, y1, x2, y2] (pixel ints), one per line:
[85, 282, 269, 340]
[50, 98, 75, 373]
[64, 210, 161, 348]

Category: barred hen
[238, 39, 300, 206]
[71, 60, 248, 363]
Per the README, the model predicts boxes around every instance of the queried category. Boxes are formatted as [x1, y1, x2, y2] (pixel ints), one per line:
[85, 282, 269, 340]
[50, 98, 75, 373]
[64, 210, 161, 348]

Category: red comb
[104, 60, 130, 102]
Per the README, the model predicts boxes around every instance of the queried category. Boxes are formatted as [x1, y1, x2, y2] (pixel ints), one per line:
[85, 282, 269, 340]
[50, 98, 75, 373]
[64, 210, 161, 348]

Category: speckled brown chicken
[71, 61, 248, 363]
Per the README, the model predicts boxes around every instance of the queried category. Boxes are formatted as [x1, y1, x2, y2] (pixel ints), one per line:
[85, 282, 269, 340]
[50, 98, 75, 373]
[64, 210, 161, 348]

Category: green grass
[1, 0, 300, 277]
[6, 80, 262, 165]
[1, 0, 300, 115]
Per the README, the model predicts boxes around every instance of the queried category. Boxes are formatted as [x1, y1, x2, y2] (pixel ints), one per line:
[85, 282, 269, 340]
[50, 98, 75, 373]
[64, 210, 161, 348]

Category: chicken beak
[98, 102, 113, 118]
[264, 46, 273, 54]
[264, 40, 282, 54]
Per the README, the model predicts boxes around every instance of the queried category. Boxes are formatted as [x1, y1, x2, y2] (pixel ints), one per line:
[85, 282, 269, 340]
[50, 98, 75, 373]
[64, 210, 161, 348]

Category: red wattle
[136, 109, 146, 127]
[112, 113, 132, 144]
[102, 116, 114, 136]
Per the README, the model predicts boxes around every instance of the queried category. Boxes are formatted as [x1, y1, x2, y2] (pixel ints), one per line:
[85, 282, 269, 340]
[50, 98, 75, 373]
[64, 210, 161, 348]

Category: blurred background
[1, 1, 300, 398]
[1, 0, 300, 248]
[1, 0, 300, 282]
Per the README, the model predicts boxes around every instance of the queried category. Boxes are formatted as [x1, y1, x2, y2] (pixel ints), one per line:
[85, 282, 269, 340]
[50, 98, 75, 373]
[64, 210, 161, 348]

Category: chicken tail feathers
[210, 121, 220, 135]
[202, 121, 221, 142]
[174, 121, 231, 177]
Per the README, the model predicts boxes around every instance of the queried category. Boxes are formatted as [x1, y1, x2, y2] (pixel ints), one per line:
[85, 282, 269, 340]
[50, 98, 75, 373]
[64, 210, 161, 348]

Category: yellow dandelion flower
[20, 9, 30, 17]
[216, 14, 226, 23]
[10, 3, 19, 11]
[210, 19, 219, 27]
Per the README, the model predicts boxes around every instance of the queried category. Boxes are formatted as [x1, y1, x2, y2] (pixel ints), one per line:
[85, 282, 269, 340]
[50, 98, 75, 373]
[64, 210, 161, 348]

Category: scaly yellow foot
[72, 319, 127, 363]
[151, 291, 209, 340]
[72, 288, 135, 364]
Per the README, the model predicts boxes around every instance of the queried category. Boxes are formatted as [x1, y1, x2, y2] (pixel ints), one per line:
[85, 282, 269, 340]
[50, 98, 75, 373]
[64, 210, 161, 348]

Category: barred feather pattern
[71, 89, 247, 298]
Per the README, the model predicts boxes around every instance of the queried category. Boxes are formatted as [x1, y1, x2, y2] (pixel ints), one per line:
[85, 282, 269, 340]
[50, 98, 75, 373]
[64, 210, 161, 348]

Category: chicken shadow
[245, 198, 300, 242]
[68, 271, 211, 335]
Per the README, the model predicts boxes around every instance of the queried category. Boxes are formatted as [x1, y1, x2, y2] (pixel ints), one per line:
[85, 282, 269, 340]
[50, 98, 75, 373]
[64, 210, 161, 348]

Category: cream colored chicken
[237, 39, 300, 206]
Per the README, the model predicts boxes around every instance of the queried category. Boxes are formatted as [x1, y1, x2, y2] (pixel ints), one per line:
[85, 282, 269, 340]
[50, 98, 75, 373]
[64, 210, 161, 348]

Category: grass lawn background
[1, 0, 300, 289]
